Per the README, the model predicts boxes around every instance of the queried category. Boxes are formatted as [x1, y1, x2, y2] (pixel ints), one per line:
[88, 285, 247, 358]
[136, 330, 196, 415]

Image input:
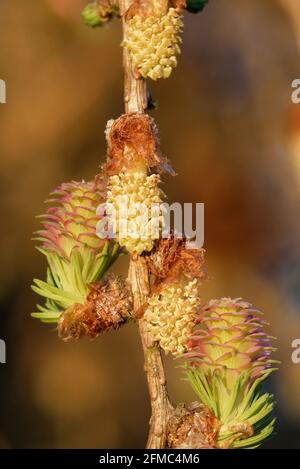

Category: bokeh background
[0, 0, 300, 449]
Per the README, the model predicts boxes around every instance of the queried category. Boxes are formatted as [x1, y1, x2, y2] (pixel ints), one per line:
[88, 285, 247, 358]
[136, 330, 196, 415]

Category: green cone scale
[184, 297, 278, 448]
[31, 179, 119, 323]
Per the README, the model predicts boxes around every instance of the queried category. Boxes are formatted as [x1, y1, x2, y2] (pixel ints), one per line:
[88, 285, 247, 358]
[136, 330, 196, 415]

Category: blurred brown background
[0, 0, 300, 448]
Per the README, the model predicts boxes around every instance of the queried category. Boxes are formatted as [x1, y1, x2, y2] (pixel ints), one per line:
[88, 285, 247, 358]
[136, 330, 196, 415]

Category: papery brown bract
[58, 275, 133, 341]
[146, 236, 206, 290]
[168, 403, 219, 449]
[104, 113, 174, 175]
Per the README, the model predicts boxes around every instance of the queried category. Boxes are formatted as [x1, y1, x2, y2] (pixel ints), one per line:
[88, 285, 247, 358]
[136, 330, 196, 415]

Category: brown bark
[120, 0, 173, 449]
[121, 0, 147, 114]
[128, 256, 173, 448]
[119, 0, 217, 449]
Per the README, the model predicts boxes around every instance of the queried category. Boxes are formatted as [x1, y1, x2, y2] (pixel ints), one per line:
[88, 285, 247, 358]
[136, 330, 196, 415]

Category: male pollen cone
[143, 237, 206, 356]
[123, 8, 183, 80]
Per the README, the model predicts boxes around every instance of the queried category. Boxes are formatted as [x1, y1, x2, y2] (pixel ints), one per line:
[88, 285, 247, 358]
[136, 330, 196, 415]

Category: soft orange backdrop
[0, 0, 300, 448]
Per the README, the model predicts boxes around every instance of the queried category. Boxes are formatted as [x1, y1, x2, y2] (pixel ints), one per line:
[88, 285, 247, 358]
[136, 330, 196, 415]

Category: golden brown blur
[0, 0, 300, 449]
